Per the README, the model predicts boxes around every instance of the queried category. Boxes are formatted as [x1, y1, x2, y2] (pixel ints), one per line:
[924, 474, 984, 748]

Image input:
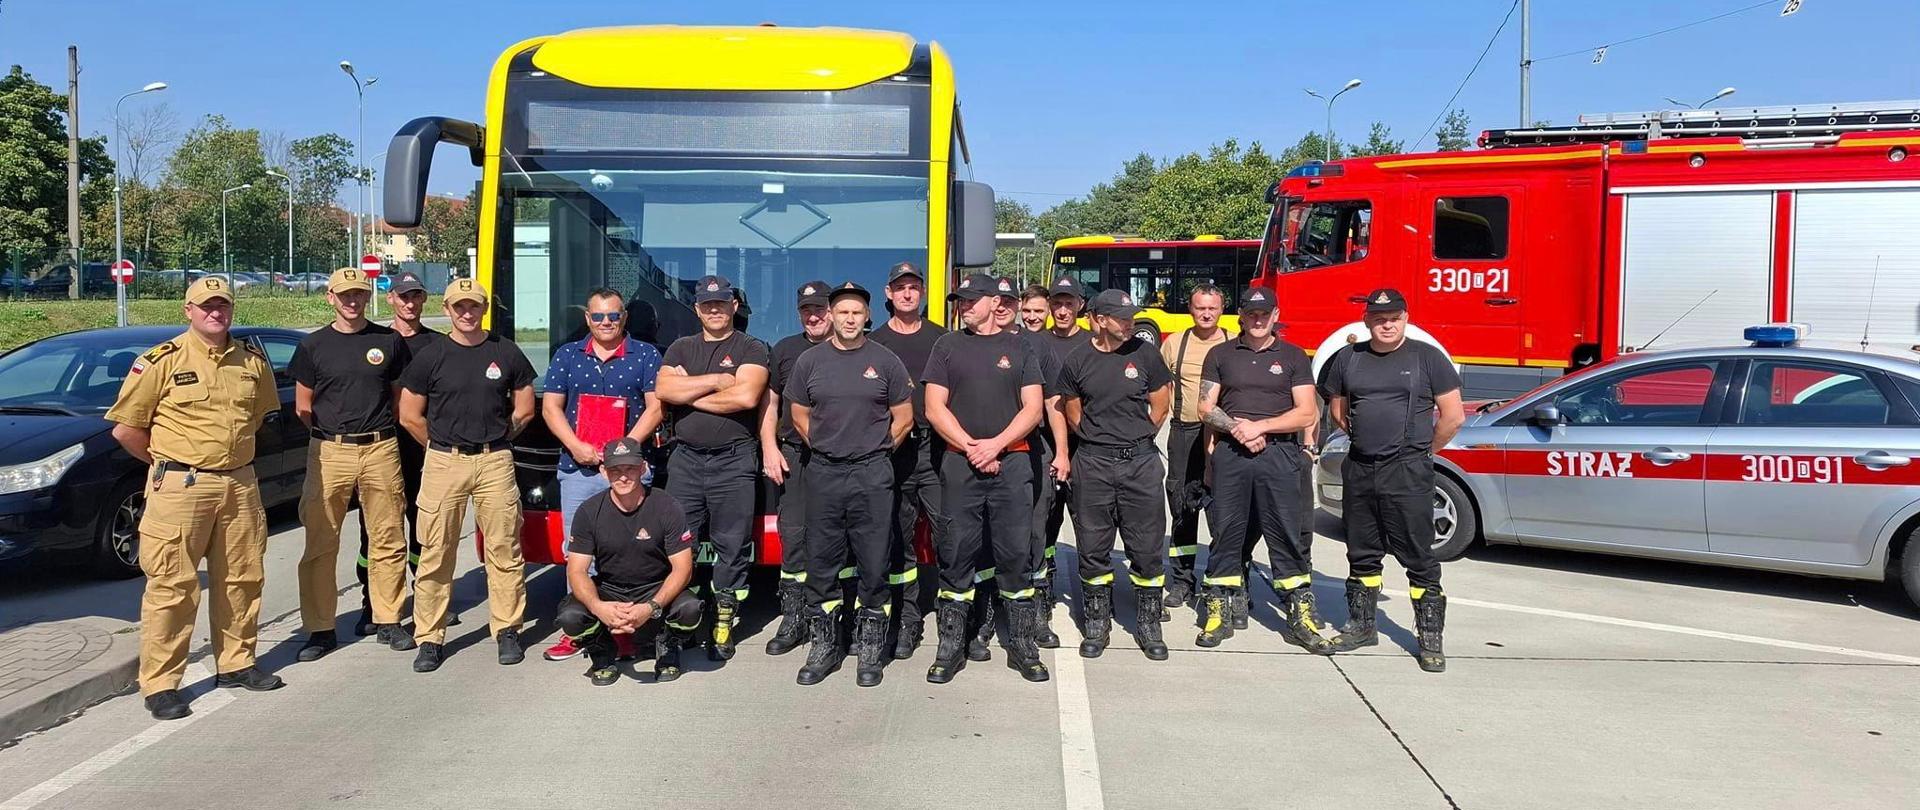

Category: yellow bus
[1050, 235, 1258, 335]
[382, 24, 996, 562]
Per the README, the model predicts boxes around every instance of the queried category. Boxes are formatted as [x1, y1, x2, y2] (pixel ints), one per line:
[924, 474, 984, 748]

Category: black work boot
[1414, 589, 1448, 673]
[412, 642, 443, 672]
[145, 689, 191, 721]
[796, 606, 843, 686]
[496, 629, 525, 665]
[1134, 587, 1169, 661]
[1329, 578, 1381, 652]
[353, 604, 377, 637]
[966, 593, 996, 662]
[893, 600, 924, 660]
[1163, 579, 1192, 610]
[926, 599, 970, 684]
[1033, 579, 1061, 649]
[214, 666, 285, 691]
[587, 645, 619, 687]
[376, 624, 416, 651]
[766, 578, 808, 656]
[1004, 598, 1051, 683]
[1078, 582, 1112, 659]
[655, 626, 690, 682]
[1195, 587, 1234, 648]
[1229, 586, 1250, 630]
[709, 592, 741, 661]
[296, 630, 338, 662]
[1278, 585, 1336, 655]
[854, 607, 889, 688]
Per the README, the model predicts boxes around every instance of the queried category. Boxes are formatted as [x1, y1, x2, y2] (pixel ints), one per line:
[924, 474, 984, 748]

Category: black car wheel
[92, 476, 145, 579]
[1898, 522, 1920, 611]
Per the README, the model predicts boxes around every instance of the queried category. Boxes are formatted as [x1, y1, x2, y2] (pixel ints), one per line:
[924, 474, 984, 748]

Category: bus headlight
[0, 443, 85, 495]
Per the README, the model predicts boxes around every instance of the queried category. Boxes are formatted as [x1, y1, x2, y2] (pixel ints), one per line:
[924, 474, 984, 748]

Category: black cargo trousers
[665, 441, 759, 603]
[805, 453, 897, 610]
[1342, 450, 1442, 589]
[1204, 439, 1311, 587]
[1071, 443, 1167, 587]
[889, 432, 942, 618]
[937, 449, 1037, 600]
[556, 581, 704, 665]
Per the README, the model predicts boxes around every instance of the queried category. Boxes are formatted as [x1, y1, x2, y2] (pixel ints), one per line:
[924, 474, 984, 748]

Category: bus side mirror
[384, 116, 485, 229]
[952, 180, 996, 268]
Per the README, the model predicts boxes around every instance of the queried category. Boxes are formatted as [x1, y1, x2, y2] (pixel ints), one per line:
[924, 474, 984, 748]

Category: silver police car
[1317, 325, 1920, 606]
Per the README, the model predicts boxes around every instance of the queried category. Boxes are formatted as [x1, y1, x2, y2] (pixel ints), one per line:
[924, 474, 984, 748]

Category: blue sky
[5, 0, 1917, 210]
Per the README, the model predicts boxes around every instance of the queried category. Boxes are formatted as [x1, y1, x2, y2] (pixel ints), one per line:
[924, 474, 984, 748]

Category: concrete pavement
[3, 499, 1918, 808]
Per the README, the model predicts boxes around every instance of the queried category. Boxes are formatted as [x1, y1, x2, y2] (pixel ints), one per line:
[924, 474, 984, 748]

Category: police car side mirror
[1528, 403, 1564, 427]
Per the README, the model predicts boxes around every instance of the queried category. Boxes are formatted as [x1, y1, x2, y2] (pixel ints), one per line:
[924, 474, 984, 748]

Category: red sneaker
[542, 635, 583, 661]
[613, 632, 641, 662]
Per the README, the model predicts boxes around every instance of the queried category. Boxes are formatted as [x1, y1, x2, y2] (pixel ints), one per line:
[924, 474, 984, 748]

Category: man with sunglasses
[538, 288, 665, 663]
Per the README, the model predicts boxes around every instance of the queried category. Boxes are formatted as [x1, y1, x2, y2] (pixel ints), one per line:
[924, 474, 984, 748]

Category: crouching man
[555, 438, 703, 686]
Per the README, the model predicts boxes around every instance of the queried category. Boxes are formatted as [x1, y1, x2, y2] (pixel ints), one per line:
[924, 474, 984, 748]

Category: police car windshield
[498, 162, 929, 380]
[0, 333, 158, 413]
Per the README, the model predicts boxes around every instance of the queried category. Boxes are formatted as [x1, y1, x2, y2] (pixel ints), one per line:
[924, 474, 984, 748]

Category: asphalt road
[3, 491, 1919, 809]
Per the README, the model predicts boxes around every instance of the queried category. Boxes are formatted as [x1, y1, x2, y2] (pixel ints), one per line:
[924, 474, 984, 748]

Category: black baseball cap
[389, 273, 426, 295]
[694, 275, 735, 304]
[829, 281, 870, 304]
[1087, 288, 1143, 320]
[950, 272, 1008, 302]
[1049, 275, 1089, 301]
[1241, 286, 1276, 312]
[887, 262, 924, 284]
[601, 437, 648, 467]
[1363, 288, 1407, 313]
[795, 280, 829, 308]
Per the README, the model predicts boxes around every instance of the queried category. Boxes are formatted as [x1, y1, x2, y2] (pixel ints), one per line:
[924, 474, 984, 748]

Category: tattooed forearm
[1201, 407, 1238, 433]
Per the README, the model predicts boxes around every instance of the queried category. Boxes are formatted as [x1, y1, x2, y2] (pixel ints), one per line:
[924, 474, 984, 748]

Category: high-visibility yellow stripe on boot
[857, 599, 895, 616]
[936, 588, 976, 602]
[1129, 573, 1166, 588]
[1357, 575, 1383, 588]
[1000, 588, 1035, 600]
[1276, 574, 1312, 591]
[1082, 573, 1114, 586]
[780, 571, 808, 583]
[1202, 575, 1245, 587]
[888, 567, 919, 585]
[1408, 587, 1427, 600]
[1167, 544, 1200, 558]
[974, 567, 997, 583]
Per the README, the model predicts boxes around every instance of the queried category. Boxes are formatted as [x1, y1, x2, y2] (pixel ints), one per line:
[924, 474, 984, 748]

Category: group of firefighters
[106, 260, 1463, 720]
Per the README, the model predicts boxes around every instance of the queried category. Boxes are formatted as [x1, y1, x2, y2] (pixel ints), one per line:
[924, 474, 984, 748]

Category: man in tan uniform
[107, 276, 284, 721]
[397, 279, 537, 671]
[289, 269, 414, 660]
[1160, 283, 1233, 610]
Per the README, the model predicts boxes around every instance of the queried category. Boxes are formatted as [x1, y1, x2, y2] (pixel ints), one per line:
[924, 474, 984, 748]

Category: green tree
[1137, 139, 1283, 240]
[1347, 122, 1405, 158]
[161, 115, 285, 271]
[0, 66, 113, 258]
[990, 198, 1043, 283]
[1435, 109, 1473, 152]
[414, 192, 477, 266]
[1034, 152, 1157, 242]
[286, 133, 356, 271]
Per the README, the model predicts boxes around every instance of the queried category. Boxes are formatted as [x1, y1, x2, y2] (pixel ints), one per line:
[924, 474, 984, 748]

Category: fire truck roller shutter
[1618, 191, 1774, 353]
[1309, 321, 1456, 380]
[1790, 188, 1920, 348]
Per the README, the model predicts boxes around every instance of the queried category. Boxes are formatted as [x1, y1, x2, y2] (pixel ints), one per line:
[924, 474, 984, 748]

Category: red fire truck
[1254, 101, 1920, 396]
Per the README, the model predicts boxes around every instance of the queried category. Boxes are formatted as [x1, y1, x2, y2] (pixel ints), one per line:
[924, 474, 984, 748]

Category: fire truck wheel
[1430, 473, 1479, 561]
[1897, 522, 1920, 610]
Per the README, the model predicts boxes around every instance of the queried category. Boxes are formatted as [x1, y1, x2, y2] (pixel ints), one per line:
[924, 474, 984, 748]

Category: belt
[947, 439, 1030, 455]
[1170, 419, 1201, 429]
[429, 440, 512, 455]
[675, 441, 750, 455]
[312, 427, 396, 445]
[1349, 448, 1426, 464]
[813, 449, 889, 465]
[153, 460, 246, 475]
[909, 426, 932, 441]
[1077, 441, 1157, 460]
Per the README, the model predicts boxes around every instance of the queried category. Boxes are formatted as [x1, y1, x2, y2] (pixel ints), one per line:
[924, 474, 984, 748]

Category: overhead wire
[1535, 0, 1776, 62]
[1417, 0, 1520, 149]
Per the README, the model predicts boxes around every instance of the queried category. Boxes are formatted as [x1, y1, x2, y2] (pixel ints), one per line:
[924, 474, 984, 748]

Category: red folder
[574, 393, 630, 447]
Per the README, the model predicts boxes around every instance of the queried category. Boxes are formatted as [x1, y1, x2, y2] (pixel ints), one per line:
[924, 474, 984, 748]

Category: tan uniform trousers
[298, 437, 408, 631]
[413, 447, 524, 645]
[137, 465, 267, 696]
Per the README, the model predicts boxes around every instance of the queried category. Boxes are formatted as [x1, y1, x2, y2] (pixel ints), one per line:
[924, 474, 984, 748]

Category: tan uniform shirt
[106, 330, 277, 469]
[1160, 326, 1233, 423]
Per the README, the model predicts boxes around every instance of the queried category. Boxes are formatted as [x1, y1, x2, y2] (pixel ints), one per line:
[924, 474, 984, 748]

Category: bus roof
[531, 25, 922, 91]
[1053, 235, 1258, 250]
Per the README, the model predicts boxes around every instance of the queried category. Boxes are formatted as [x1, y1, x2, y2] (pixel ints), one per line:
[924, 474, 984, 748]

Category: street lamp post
[1665, 87, 1737, 110]
[221, 183, 251, 288]
[1303, 79, 1364, 162]
[340, 61, 377, 262]
[264, 169, 293, 291]
[112, 81, 166, 326]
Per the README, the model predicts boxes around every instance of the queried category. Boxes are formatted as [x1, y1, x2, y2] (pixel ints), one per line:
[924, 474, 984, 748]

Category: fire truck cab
[1257, 101, 1920, 397]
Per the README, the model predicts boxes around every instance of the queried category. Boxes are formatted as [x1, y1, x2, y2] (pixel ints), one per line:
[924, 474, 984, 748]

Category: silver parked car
[1316, 326, 1920, 605]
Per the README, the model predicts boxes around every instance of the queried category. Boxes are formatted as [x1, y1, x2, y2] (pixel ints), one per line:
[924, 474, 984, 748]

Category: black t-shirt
[1323, 340, 1463, 457]
[398, 334, 536, 447]
[923, 329, 1044, 442]
[768, 332, 825, 445]
[566, 488, 693, 591]
[869, 319, 947, 427]
[785, 339, 912, 459]
[288, 322, 410, 434]
[660, 331, 770, 449]
[1019, 329, 1066, 446]
[1043, 329, 1093, 374]
[397, 325, 440, 356]
[1059, 337, 1174, 447]
[1201, 337, 1314, 424]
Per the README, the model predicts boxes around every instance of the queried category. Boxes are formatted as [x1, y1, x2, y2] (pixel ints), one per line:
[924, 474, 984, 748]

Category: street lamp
[1304, 78, 1363, 162]
[221, 183, 251, 287]
[263, 169, 294, 289]
[1665, 87, 1737, 109]
[112, 80, 166, 326]
[340, 61, 378, 261]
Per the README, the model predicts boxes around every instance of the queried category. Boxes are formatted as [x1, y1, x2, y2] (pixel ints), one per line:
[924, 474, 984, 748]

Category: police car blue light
[1744, 323, 1806, 347]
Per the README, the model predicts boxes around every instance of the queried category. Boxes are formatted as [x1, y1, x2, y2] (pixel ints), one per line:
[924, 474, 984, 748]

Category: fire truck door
[1268, 199, 1380, 350]
[1416, 191, 1522, 365]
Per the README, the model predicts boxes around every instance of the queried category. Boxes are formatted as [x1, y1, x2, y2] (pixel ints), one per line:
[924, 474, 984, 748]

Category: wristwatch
[646, 598, 664, 616]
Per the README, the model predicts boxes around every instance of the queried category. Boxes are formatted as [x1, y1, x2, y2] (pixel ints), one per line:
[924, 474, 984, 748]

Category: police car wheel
[1430, 474, 1478, 561]
[1897, 523, 1920, 610]
[91, 476, 145, 579]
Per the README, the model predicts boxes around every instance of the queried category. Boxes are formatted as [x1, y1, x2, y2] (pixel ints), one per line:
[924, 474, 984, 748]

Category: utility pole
[66, 46, 82, 300]
[1519, 0, 1532, 127]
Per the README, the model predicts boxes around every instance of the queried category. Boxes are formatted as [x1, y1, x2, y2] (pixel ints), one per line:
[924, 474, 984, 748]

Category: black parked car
[0, 326, 311, 577]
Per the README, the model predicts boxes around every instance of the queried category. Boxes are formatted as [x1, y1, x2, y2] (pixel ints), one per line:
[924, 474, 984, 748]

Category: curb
[0, 617, 141, 744]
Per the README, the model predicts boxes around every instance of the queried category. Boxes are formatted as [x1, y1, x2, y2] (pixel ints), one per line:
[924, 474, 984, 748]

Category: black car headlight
[0, 443, 85, 495]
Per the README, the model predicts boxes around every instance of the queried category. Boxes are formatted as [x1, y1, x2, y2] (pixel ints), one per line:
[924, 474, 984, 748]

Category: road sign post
[111, 259, 135, 327]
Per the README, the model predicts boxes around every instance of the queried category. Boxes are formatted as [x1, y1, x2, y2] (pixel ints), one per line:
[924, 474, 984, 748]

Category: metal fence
[0, 247, 453, 302]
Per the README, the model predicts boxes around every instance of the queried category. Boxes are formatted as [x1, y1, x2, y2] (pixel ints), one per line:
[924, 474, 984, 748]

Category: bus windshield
[498, 163, 929, 377]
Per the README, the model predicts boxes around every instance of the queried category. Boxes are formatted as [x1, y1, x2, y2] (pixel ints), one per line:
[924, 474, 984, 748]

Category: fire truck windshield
[1261, 197, 1372, 273]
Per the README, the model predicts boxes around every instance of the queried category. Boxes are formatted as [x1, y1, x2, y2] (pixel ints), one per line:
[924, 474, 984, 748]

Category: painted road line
[1052, 609, 1106, 810]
